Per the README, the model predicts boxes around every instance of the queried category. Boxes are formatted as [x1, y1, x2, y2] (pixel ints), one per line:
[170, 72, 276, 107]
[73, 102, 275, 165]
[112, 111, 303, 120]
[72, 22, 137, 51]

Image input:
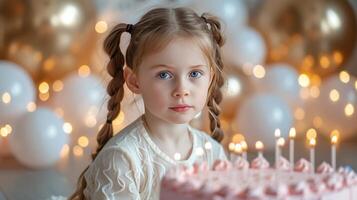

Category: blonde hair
[69, 7, 225, 200]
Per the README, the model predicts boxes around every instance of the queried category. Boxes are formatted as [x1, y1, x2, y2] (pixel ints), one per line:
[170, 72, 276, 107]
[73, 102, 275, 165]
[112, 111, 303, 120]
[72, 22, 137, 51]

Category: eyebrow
[149, 64, 208, 69]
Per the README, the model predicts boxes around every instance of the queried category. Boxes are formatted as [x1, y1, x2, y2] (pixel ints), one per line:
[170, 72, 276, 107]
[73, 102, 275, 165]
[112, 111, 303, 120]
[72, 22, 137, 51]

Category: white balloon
[236, 94, 293, 149]
[223, 27, 266, 67]
[8, 108, 68, 168]
[316, 75, 357, 139]
[51, 73, 106, 141]
[191, 0, 248, 28]
[0, 61, 36, 121]
[254, 63, 302, 108]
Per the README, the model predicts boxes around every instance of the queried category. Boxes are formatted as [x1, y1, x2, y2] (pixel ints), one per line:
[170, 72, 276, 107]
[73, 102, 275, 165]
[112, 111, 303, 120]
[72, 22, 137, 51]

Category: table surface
[0, 135, 356, 200]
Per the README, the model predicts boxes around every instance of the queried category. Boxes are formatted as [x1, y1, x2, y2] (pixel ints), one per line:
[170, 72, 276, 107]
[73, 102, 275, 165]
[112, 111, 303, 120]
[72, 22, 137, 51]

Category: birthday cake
[160, 157, 357, 200]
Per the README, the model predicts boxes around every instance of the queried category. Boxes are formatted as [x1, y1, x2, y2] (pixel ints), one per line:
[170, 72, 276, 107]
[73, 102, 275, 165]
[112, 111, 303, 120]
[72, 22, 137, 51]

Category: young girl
[69, 7, 227, 200]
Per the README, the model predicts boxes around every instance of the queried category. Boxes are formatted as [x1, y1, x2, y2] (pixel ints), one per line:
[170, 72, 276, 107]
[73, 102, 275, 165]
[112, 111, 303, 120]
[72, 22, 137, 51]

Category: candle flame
[309, 138, 316, 147]
[289, 127, 296, 139]
[274, 128, 281, 138]
[240, 141, 248, 151]
[255, 141, 264, 150]
[234, 143, 243, 154]
[330, 129, 339, 144]
[228, 142, 235, 151]
[277, 137, 285, 147]
[306, 128, 317, 140]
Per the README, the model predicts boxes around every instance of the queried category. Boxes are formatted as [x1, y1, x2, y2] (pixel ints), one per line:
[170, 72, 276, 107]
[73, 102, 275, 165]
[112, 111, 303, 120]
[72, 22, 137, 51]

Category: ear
[124, 67, 141, 94]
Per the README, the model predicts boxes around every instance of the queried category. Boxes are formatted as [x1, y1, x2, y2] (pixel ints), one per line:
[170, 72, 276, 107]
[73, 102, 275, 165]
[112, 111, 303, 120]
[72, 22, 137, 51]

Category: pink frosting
[307, 178, 327, 194]
[294, 158, 312, 173]
[277, 156, 290, 170]
[290, 181, 312, 196]
[316, 162, 334, 174]
[265, 184, 289, 196]
[251, 156, 270, 169]
[233, 157, 249, 170]
[344, 171, 357, 186]
[192, 162, 209, 174]
[212, 160, 232, 171]
[238, 185, 266, 199]
[324, 174, 344, 190]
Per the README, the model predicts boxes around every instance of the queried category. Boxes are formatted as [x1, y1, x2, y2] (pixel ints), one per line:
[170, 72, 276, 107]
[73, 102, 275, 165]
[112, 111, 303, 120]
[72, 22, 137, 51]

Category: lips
[169, 104, 193, 112]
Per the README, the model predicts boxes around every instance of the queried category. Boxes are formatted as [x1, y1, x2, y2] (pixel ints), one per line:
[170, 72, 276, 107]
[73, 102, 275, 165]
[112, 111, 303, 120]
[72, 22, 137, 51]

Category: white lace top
[83, 115, 227, 200]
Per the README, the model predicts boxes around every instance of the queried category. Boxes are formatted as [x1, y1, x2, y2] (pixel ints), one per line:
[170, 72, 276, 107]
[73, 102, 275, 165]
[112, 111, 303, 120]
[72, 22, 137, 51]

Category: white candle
[228, 142, 236, 162]
[255, 141, 264, 158]
[235, 143, 243, 160]
[330, 130, 339, 171]
[309, 138, 316, 173]
[274, 129, 281, 168]
[289, 127, 296, 170]
[241, 141, 248, 161]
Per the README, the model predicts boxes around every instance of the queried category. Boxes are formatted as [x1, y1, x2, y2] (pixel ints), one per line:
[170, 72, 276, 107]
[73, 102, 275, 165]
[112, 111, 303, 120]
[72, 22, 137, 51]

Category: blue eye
[190, 71, 203, 78]
[157, 71, 172, 80]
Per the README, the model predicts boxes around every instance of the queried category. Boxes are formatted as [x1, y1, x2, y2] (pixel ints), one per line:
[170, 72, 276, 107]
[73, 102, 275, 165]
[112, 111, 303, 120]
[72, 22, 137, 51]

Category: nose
[172, 79, 190, 98]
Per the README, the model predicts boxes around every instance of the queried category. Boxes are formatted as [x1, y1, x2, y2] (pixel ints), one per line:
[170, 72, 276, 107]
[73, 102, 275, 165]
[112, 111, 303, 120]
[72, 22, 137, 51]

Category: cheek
[141, 81, 169, 107]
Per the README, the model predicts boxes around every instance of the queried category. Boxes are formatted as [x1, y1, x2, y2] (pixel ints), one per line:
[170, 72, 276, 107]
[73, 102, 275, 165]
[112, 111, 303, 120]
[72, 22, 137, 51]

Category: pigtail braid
[68, 23, 129, 200]
[202, 13, 225, 142]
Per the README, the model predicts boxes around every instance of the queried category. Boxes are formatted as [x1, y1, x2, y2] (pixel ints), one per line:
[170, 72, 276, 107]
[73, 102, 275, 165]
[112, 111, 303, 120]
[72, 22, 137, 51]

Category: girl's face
[133, 37, 212, 124]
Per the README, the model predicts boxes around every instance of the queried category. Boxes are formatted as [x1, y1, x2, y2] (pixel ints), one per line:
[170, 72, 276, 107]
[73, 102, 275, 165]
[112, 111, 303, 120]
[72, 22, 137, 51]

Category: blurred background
[1, 0, 357, 199]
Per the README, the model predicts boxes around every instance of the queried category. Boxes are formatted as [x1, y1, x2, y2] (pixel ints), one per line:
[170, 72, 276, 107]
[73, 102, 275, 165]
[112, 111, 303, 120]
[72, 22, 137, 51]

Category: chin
[165, 113, 195, 124]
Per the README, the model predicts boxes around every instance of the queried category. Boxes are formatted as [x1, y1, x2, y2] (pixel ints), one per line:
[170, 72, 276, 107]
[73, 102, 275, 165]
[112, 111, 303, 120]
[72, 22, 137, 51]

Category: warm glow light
[0, 127, 8, 137]
[39, 82, 50, 94]
[78, 65, 91, 77]
[241, 141, 248, 151]
[26, 102, 37, 112]
[333, 51, 343, 65]
[39, 92, 50, 101]
[299, 88, 310, 100]
[84, 115, 97, 128]
[228, 142, 235, 152]
[73, 145, 83, 157]
[306, 128, 317, 140]
[330, 130, 339, 145]
[289, 127, 296, 139]
[344, 103, 354, 116]
[174, 152, 181, 161]
[52, 80, 64, 92]
[252, 65, 265, 79]
[204, 142, 212, 150]
[298, 74, 310, 87]
[320, 55, 330, 69]
[274, 128, 281, 138]
[2, 92, 11, 104]
[234, 143, 243, 154]
[255, 141, 264, 151]
[309, 86, 320, 98]
[95, 21, 108, 33]
[225, 77, 242, 97]
[232, 134, 245, 143]
[355, 81, 357, 90]
[63, 122, 73, 134]
[78, 136, 89, 147]
[277, 137, 285, 147]
[339, 71, 350, 83]
[4, 124, 12, 135]
[329, 89, 340, 102]
[309, 138, 316, 147]
[294, 107, 305, 120]
[313, 116, 323, 128]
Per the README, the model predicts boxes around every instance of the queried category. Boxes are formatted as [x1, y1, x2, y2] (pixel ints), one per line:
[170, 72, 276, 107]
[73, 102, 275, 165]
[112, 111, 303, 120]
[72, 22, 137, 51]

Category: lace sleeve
[84, 148, 141, 200]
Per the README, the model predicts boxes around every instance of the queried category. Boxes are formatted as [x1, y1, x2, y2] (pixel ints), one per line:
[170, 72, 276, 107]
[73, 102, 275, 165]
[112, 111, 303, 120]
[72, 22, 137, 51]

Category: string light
[95, 21, 108, 33]
[2, 92, 11, 104]
[329, 89, 340, 102]
[298, 74, 310, 87]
